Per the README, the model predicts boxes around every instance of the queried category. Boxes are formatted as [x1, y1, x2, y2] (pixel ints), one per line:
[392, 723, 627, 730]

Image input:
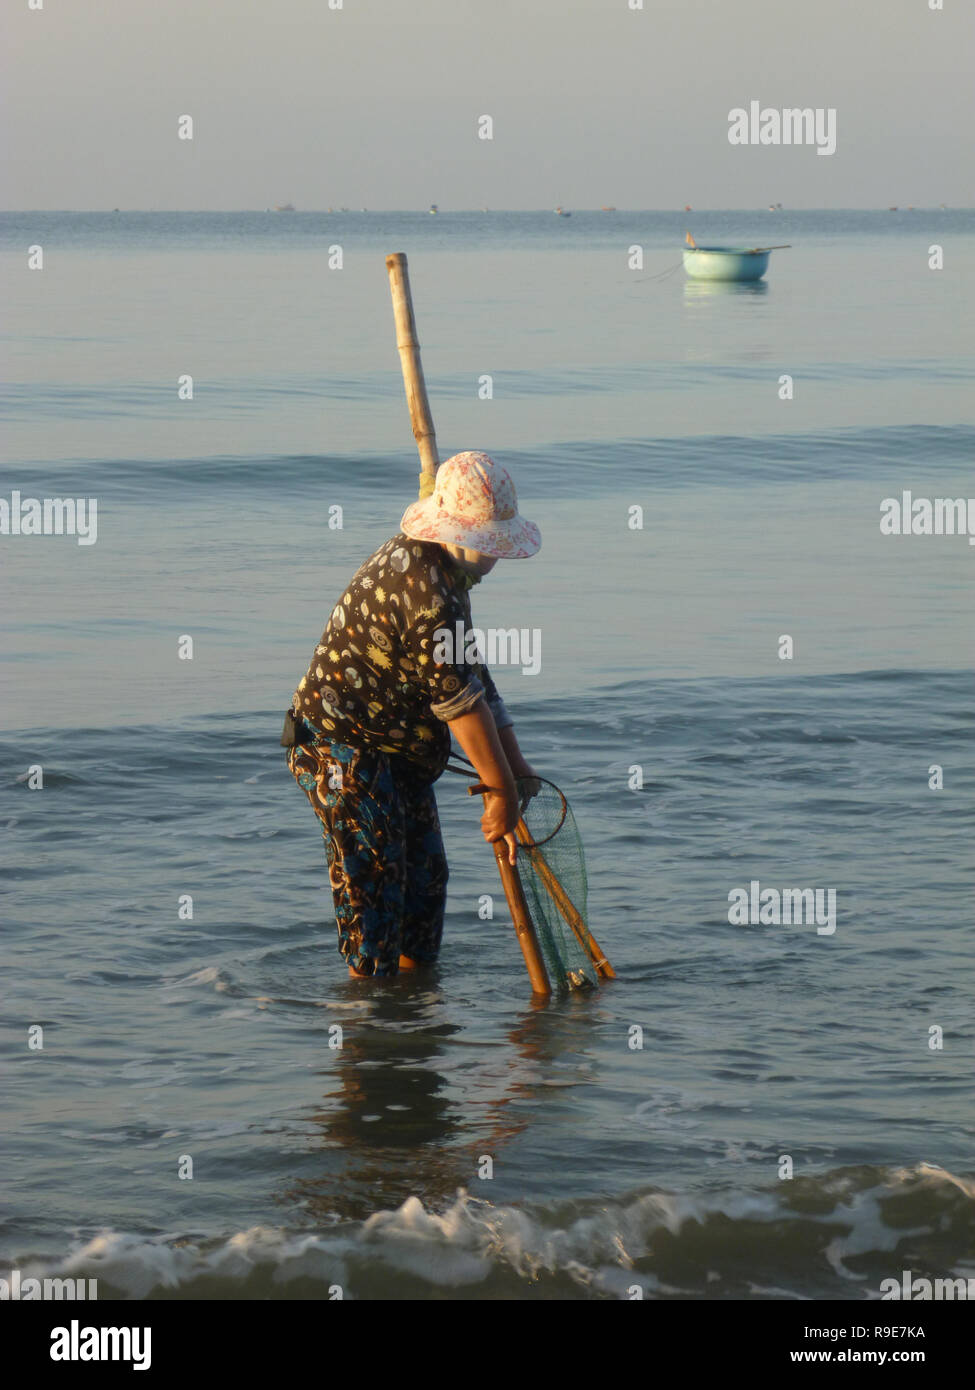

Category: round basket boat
[682, 246, 771, 282]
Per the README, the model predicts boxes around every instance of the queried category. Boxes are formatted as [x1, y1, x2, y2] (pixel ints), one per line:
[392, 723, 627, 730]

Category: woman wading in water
[284, 451, 541, 979]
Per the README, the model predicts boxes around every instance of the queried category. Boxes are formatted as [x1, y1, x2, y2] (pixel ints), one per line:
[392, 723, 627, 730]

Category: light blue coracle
[682, 246, 772, 281]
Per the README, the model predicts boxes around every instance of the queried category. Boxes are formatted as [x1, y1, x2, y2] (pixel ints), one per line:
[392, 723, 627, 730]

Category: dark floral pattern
[287, 738, 448, 977]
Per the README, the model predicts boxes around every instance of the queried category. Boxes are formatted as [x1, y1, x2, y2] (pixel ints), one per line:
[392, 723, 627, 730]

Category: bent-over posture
[284, 451, 541, 978]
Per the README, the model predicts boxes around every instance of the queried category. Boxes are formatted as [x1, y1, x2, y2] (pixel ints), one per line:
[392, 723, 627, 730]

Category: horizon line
[0, 205, 970, 214]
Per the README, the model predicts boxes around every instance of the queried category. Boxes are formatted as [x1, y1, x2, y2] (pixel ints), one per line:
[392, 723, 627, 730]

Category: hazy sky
[3, 0, 972, 210]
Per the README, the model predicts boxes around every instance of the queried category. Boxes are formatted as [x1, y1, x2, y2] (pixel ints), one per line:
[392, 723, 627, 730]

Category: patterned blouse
[292, 533, 512, 779]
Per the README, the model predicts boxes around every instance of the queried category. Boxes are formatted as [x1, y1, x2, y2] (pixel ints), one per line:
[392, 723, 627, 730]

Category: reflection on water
[683, 278, 770, 301]
[279, 975, 607, 1223]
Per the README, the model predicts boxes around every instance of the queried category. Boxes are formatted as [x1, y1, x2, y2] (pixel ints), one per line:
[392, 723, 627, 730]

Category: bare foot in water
[347, 954, 421, 978]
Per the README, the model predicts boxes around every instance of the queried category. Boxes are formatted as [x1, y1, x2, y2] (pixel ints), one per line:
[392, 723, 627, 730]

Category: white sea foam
[11, 1163, 973, 1301]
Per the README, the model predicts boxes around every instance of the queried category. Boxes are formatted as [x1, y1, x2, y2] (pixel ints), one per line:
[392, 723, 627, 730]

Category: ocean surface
[1, 210, 973, 1300]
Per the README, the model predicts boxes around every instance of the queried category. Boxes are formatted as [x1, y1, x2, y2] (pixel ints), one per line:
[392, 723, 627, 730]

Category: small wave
[5, 423, 972, 503]
[161, 965, 244, 996]
[10, 1162, 973, 1301]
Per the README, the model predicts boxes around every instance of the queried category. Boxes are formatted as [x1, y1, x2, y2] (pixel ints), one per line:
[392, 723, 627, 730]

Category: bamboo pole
[383, 254, 605, 995]
[491, 838, 552, 998]
[385, 252, 439, 498]
[515, 819, 616, 980]
[469, 788, 550, 996]
[384, 258, 545, 998]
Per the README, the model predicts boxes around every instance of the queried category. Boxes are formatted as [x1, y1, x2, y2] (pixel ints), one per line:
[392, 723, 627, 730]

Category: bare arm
[448, 701, 521, 864]
[497, 723, 534, 778]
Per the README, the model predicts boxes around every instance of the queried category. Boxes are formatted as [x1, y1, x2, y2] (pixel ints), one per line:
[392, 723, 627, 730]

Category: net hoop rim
[518, 776, 568, 848]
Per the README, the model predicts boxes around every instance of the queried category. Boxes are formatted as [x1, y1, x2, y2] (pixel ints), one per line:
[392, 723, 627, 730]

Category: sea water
[1, 210, 973, 1298]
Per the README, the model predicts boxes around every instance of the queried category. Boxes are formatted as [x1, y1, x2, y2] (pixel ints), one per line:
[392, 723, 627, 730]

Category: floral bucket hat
[400, 451, 541, 558]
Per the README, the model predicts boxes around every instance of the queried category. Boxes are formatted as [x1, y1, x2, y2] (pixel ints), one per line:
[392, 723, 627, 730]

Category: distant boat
[601, 206, 616, 211]
[555, 206, 571, 216]
[429, 204, 438, 214]
[274, 203, 295, 212]
[683, 231, 790, 282]
[684, 205, 692, 212]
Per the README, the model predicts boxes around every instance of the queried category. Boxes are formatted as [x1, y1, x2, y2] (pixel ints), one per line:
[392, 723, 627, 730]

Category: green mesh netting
[517, 781, 600, 992]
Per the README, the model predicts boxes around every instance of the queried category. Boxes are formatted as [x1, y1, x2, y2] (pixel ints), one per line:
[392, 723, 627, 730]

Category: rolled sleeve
[430, 676, 487, 722]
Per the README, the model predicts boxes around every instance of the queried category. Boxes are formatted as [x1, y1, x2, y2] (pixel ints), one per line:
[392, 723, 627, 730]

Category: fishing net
[516, 779, 601, 992]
